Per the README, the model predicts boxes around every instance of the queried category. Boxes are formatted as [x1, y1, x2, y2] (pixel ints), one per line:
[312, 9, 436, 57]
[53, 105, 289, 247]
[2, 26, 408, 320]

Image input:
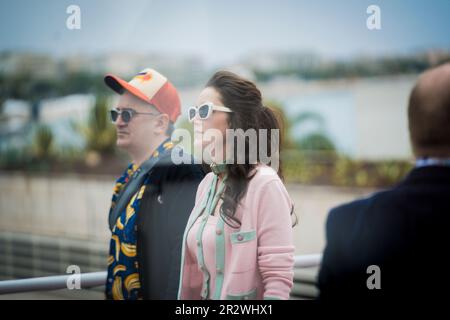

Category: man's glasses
[188, 102, 233, 122]
[110, 108, 159, 124]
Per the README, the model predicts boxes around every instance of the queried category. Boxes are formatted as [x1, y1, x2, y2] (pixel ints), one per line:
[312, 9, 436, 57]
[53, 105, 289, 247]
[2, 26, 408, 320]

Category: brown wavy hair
[205, 70, 296, 228]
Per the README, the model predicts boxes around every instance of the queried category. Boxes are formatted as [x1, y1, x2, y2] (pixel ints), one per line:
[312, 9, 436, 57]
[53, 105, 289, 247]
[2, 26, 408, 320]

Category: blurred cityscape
[3, 49, 449, 181]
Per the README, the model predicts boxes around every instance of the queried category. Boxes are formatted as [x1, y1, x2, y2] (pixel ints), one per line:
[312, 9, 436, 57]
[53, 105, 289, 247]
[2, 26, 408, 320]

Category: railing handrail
[0, 254, 322, 295]
[294, 253, 322, 268]
[0, 271, 107, 295]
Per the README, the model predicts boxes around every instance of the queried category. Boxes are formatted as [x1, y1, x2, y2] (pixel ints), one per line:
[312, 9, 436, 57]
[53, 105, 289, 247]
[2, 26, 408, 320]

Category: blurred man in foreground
[318, 63, 450, 300]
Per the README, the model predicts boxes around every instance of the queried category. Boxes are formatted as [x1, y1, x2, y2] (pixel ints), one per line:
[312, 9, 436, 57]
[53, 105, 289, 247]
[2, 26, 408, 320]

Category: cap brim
[104, 74, 153, 106]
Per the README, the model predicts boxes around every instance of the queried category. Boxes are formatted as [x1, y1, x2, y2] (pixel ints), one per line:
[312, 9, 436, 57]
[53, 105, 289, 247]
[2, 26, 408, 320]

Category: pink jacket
[178, 165, 295, 300]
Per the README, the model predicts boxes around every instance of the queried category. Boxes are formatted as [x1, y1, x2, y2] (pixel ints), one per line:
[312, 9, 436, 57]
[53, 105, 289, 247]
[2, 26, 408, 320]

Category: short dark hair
[408, 63, 450, 158]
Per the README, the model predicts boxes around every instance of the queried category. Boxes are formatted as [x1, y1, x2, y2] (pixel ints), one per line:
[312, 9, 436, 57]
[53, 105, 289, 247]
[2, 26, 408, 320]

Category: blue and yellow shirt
[105, 139, 174, 300]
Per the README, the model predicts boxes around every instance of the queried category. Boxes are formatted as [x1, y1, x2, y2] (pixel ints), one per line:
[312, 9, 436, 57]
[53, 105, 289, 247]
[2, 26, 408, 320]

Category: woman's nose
[193, 119, 204, 129]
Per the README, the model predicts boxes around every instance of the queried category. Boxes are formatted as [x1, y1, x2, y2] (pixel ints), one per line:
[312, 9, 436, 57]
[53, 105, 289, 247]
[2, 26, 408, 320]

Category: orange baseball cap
[104, 68, 181, 122]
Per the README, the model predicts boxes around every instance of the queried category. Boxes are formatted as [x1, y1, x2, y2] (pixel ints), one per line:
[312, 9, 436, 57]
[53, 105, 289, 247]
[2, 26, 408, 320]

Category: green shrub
[32, 124, 53, 160]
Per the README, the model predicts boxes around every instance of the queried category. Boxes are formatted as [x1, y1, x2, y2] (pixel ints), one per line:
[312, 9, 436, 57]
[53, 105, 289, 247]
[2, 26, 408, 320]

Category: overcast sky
[1, 0, 449, 66]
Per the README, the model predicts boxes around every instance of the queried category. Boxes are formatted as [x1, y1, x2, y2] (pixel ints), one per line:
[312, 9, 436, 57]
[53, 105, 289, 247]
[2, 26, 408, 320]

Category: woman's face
[194, 86, 230, 163]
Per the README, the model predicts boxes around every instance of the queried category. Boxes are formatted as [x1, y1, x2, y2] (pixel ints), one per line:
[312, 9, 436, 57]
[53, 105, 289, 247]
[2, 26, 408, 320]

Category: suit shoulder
[153, 157, 205, 182]
[174, 162, 205, 176]
[326, 196, 373, 233]
[329, 196, 370, 218]
[168, 163, 205, 181]
[326, 189, 392, 231]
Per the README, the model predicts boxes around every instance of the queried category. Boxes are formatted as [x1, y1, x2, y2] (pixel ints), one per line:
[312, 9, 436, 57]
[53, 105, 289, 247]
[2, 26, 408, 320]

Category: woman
[178, 71, 296, 300]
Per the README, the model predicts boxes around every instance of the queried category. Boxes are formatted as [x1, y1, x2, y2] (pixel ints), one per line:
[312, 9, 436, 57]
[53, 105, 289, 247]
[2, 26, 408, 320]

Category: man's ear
[155, 113, 170, 135]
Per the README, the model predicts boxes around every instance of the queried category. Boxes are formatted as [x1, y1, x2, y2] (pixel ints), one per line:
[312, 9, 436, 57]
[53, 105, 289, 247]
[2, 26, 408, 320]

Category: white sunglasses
[188, 102, 233, 122]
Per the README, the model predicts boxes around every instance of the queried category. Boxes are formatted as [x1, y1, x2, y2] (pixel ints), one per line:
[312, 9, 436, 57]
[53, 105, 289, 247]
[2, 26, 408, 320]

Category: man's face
[113, 92, 161, 152]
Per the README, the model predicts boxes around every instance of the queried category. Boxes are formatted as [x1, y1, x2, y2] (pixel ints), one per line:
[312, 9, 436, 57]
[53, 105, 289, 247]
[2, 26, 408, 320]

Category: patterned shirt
[105, 139, 174, 300]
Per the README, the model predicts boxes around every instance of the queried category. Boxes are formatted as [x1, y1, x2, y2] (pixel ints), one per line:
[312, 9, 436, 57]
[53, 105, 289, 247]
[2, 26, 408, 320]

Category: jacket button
[196, 240, 200, 246]
[216, 268, 222, 274]
[237, 234, 244, 241]
[216, 229, 222, 236]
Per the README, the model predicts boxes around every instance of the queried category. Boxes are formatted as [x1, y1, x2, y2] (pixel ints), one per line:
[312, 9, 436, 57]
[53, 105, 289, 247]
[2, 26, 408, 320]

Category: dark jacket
[318, 166, 450, 300]
[136, 156, 205, 299]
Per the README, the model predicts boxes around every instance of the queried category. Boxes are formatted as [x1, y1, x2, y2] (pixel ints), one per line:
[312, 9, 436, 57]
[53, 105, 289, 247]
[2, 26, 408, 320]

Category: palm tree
[292, 111, 336, 153]
[75, 95, 117, 156]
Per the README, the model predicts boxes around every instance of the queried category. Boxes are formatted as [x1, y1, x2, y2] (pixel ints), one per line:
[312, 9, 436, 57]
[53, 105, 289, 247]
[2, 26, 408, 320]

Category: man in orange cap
[104, 68, 204, 300]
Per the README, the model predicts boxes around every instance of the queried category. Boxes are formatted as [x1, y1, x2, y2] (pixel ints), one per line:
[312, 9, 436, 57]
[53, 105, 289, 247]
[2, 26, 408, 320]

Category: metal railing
[0, 254, 322, 295]
[0, 271, 107, 295]
[294, 253, 322, 268]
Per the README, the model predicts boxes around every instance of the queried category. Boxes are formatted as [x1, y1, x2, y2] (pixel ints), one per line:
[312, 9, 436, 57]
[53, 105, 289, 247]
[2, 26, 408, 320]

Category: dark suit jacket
[136, 156, 205, 300]
[318, 166, 450, 300]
